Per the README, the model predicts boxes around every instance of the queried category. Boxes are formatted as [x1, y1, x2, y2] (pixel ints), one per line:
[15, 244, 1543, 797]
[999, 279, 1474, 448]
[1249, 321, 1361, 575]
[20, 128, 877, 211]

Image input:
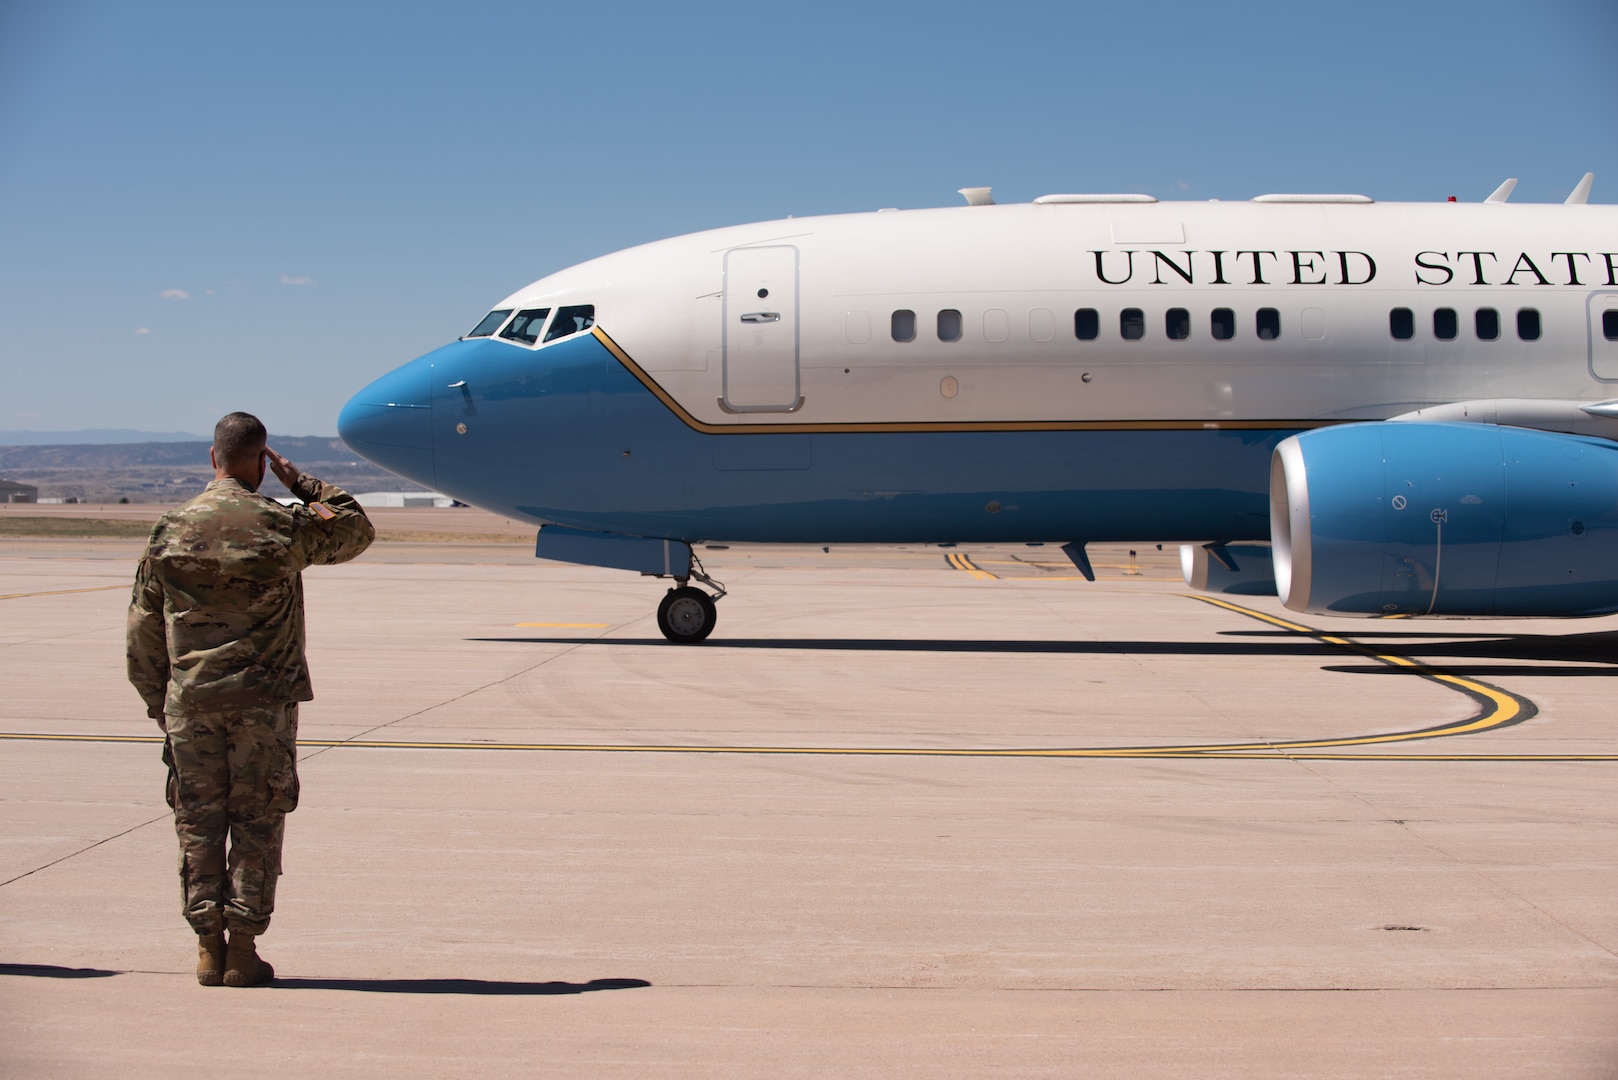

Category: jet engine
[1270, 422, 1618, 617]
[1180, 543, 1277, 596]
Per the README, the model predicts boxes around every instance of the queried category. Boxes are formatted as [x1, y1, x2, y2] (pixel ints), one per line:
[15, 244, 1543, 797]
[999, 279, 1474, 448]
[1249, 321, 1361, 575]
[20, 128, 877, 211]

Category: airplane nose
[337, 359, 437, 486]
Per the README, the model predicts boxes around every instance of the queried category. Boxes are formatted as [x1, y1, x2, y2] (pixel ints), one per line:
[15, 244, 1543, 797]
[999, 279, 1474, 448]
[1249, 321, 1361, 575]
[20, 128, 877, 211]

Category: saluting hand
[264, 447, 301, 489]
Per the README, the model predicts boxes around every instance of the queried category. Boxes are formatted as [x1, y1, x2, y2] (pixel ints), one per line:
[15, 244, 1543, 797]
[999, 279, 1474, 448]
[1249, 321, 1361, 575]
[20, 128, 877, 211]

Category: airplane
[338, 176, 1618, 642]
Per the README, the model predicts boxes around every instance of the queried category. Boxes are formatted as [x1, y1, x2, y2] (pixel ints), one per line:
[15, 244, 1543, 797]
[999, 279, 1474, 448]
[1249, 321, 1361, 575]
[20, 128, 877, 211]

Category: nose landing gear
[658, 586, 717, 643]
[656, 552, 726, 644]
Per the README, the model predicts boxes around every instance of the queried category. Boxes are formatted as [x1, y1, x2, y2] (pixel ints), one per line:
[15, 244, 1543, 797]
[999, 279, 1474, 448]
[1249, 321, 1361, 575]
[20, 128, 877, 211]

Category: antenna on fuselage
[1484, 178, 1518, 203]
[1566, 172, 1595, 204]
[958, 187, 995, 206]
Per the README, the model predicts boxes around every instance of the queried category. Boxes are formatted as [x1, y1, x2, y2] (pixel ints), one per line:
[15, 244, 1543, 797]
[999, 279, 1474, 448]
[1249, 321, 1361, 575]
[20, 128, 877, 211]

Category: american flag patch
[309, 502, 336, 521]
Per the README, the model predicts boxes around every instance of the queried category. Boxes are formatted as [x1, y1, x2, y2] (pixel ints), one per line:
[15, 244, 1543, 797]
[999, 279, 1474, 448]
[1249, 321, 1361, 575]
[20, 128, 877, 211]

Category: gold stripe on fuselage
[590, 326, 1345, 437]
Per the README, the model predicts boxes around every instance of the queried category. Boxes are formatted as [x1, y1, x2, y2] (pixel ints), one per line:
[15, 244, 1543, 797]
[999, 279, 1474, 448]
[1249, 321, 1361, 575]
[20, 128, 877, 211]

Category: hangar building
[1, 479, 38, 503]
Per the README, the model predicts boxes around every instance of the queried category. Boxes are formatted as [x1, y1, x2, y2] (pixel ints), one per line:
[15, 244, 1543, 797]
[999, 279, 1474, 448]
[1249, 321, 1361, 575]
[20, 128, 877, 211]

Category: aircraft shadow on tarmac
[1231, 628, 1618, 674]
[270, 976, 651, 996]
[472, 630, 1618, 671]
[476, 635, 1368, 655]
[1320, 663, 1614, 678]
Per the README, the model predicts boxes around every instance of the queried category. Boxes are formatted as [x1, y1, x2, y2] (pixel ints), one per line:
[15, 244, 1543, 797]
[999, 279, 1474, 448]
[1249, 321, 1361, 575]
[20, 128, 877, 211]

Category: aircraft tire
[657, 586, 716, 644]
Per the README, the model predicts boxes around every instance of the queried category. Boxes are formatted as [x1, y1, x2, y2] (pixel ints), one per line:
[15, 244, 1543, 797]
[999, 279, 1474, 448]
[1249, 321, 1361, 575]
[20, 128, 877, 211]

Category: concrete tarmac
[2, 530, 1616, 1077]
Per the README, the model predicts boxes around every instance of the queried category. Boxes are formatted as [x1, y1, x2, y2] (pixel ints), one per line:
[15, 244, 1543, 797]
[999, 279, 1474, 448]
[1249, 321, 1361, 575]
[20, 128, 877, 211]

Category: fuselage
[339, 195, 1618, 545]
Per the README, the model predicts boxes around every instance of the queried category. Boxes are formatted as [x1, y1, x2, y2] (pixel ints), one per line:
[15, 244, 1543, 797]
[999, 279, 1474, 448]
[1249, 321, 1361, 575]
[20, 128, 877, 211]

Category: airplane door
[1589, 292, 1618, 381]
[722, 245, 801, 411]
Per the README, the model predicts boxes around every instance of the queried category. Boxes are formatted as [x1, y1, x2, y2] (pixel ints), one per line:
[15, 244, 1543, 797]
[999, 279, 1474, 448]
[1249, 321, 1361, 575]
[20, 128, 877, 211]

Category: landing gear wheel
[658, 586, 717, 644]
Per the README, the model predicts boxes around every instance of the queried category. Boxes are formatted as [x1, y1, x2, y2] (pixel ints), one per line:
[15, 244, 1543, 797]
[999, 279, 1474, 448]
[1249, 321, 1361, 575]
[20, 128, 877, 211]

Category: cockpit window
[499, 308, 552, 345]
[466, 309, 513, 338]
[543, 304, 596, 343]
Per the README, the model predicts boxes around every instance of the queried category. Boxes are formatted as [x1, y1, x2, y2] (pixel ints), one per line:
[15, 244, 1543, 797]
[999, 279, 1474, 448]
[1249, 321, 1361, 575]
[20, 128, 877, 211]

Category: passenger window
[1389, 308, 1414, 340]
[1165, 308, 1190, 341]
[1210, 308, 1235, 340]
[1433, 308, 1458, 340]
[1120, 308, 1145, 341]
[543, 304, 596, 342]
[1516, 308, 1541, 341]
[983, 308, 1010, 343]
[1074, 308, 1099, 341]
[1256, 308, 1281, 341]
[466, 309, 513, 338]
[1476, 307, 1500, 341]
[937, 309, 962, 342]
[499, 307, 552, 345]
[1604, 310, 1618, 341]
[1028, 308, 1055, 343]
[892, 310, 916, 342]
[845, 310, 871, 344]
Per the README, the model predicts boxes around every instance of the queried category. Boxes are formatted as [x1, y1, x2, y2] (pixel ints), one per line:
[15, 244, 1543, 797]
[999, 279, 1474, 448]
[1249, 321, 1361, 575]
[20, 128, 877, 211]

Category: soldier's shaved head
[213, 412, 267, 470]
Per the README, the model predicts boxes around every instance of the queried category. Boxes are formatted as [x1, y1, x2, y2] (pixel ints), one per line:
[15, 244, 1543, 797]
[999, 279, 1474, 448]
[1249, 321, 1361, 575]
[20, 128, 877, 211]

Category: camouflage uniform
[127, 472, 374, 936]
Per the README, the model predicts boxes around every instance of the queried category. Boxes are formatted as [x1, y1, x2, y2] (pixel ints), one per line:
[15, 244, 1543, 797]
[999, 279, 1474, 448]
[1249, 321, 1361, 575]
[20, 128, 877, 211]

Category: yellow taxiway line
[0, 584, 126, 601]
[1, 730, 1612, 762]
[1178, 595, 1532, 750]
[5, 590, 1605, 762]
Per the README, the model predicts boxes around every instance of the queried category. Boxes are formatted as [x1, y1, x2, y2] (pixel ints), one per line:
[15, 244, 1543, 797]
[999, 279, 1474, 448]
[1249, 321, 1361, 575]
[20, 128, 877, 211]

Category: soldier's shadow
[0, 964, 119, 979]
[272, 976, 651, 995]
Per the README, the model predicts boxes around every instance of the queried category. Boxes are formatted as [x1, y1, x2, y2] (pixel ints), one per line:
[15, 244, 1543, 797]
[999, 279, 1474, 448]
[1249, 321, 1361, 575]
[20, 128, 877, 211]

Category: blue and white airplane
[339, 178, 1618, 642]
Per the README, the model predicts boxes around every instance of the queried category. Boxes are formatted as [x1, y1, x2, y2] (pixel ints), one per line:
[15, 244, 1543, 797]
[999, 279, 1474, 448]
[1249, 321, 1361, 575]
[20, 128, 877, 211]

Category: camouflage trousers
[163, 702, 300, 937]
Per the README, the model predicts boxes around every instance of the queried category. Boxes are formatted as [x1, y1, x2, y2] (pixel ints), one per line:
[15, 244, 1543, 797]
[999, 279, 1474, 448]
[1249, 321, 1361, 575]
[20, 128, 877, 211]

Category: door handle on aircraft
[739, 312, 780, 323]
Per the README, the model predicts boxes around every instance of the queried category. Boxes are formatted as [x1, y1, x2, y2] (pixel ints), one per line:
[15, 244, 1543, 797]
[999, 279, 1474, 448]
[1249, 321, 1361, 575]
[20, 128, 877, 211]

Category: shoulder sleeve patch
[309, 502, 337, 521]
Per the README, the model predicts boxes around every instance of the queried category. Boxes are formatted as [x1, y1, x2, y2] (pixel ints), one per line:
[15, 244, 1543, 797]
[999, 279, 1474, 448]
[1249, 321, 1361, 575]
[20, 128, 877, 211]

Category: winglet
[1566, 172, 1595, 205]
[1061, 541, 1095, 582]
[1485, 178, 1518, 203]
[958, 187, 995, 207]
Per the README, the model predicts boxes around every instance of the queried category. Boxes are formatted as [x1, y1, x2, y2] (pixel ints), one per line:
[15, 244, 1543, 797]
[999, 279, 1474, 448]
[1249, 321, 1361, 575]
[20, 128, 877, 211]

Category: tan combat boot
[222, 931, 275, 987]
[196, 932, 226, 986]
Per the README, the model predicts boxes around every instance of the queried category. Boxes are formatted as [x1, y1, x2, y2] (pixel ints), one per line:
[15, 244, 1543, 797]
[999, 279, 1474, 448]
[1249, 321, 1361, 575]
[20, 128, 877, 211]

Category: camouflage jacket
[127, 473, 375, 718]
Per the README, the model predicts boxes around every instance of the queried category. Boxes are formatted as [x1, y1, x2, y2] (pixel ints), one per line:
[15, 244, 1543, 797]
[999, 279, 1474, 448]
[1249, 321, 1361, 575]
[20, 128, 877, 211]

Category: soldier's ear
[209, 447, 219, 470]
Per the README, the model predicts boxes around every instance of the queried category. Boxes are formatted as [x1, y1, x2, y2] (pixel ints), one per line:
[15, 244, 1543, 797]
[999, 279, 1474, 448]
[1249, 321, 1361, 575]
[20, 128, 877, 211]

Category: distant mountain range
[0, 436, 424, 503]
[0, 429, 212, 445]
[0, 436, 346, 467]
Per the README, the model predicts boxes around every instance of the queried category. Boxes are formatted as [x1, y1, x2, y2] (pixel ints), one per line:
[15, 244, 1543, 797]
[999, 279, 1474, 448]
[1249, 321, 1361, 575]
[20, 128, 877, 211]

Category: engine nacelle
[1271, 422, 1618, 617]
[1180, 543, 1277, 596]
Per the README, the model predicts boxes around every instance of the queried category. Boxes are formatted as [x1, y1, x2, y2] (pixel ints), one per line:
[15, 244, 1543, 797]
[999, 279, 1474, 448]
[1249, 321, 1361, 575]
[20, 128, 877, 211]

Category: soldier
[127, 412, 374, 987]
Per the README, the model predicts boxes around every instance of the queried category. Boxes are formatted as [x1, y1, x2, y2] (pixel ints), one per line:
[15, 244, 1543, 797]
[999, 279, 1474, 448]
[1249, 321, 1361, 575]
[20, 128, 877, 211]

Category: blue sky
[1, 0, 1613, 437]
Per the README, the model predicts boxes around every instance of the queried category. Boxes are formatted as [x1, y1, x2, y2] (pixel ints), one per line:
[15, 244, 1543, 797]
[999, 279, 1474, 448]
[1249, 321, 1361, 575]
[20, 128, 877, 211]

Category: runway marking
[944, 552, 997, 579]
[999, 576, 1184, 583]
[4, 598, 1597, 761]
[945, 554, 1177, 582]
[0, 584, 125, 601]
[514, 622, 610, 628]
